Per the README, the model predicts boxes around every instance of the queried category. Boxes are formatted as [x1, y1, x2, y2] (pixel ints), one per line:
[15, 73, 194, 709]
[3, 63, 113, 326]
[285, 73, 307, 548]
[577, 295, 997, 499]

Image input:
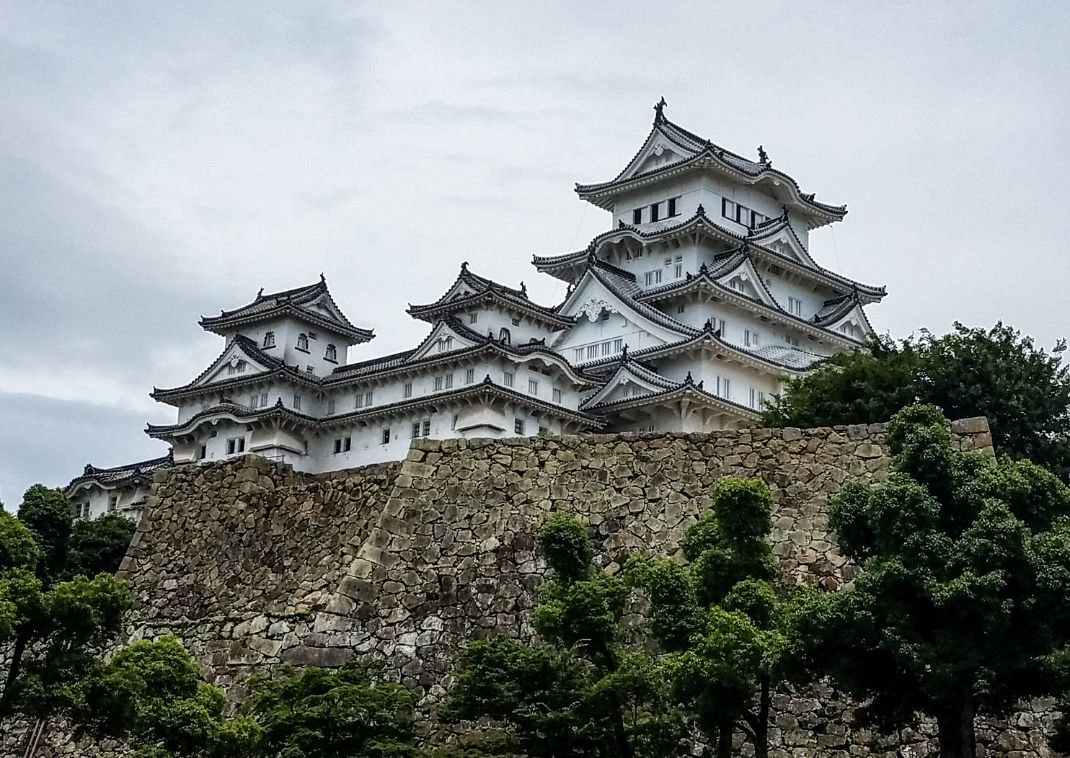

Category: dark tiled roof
[67, 451, 173, 492]
[319, 375, 602, 428]
[408, 263, 571, 326]
[199, 276, 374, 342]
[534, 210, 886, 300]
[582, 259, 699, 338]
[151, 334, 322, 402]
[585, 372, 760, 420]
[328, 317, 600, 387]
[146, 399, 318, 438]
[574, 108, 847, 222]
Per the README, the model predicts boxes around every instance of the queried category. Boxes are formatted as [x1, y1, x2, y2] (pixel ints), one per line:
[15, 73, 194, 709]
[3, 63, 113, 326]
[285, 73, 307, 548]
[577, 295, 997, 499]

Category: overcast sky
[1, 1, 1068, 505]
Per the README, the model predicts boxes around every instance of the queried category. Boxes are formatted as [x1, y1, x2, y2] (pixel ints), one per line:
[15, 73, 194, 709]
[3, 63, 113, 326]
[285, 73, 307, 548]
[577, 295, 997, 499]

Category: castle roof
[407, 262, 572, 328]
[150, 334, 322, 404]
[534, 209, 885, 301]
[66, 451, 173, 494]
[199, 276, 374, 343]
[328, 317, 600, 387]
[583, 368, 761, 421]
[574, 100, 847, 228]
[319, 375, 601, 429]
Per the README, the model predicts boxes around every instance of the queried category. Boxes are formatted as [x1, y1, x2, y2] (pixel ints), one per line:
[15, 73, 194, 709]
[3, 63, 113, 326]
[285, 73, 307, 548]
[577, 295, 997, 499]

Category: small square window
[514, 418, 525, 435]
[260, 392, 268, 406]
[667, 197, 677, 217]
[528, 378, 538, 395]
[632, 208, 642, 224]
[327, 399, 336, 415]
[293, 395, 302, 410]
[365, 391, 373, 406]
[403, 382, 413, 398]
[344, 436, 352, 452]
[511, 318, 520, 326]
[444, 374, 454, 389]
[381, 428, 391, 444]
[552, 388, 562, 402]
[108, 494, 118, 512]
[434, 376, 444, 391]
[469, 312, 478, 324]
[411, 422, 421, 439]
[650, 202, 660, 222]
[422, 419, 431, 436]
[465, 368, 474, 384]
[504, 372, 514, 387]
[677, 304, 685, 314]
[333, 439, 342, 454]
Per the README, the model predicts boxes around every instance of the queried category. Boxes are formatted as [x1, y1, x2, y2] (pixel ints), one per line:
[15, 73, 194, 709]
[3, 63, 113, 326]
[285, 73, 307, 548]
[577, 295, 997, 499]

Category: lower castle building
[67, 101, 884, 500]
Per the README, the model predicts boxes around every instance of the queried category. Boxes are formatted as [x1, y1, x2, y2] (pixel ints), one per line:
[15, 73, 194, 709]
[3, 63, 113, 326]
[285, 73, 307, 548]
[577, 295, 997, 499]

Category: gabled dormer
[199, 276, 373, 375]
[575, 99, 848, 233]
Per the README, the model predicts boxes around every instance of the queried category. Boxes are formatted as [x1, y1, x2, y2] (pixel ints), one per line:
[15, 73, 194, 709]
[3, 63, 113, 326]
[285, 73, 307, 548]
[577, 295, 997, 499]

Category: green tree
[441, 514, 683, 758]
[67, 512, 137, 578]
[78, 636, 260, 757]
[627, 478, 816, 758]
[17, 485, 73, 584]
[762, 324, 1070, 480]
[810, 404, 1070, 758]
[243, 661, 418, 758]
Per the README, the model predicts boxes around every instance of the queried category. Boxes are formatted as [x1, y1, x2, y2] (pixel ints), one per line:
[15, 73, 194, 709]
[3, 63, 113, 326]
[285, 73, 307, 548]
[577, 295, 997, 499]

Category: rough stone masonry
[13, 420, 1064, 757]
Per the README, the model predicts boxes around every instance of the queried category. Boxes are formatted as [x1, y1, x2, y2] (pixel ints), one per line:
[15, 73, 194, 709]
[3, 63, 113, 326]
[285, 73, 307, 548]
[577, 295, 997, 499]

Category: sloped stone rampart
[11, 419, 1063, 757]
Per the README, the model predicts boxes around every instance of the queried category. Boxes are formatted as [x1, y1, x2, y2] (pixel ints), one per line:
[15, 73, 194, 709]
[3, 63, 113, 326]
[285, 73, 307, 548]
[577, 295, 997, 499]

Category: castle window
[498, 328, 511, 345]
[260, 392, 268, 406]
[403, 382, 413, 398]
[574, 348, 583, 362]
[434, 376, 444, 391]
[327, 399, 336, 415]
[331, 436, 352, 454]
[199, 444, 207, 460]
[788, 297, 803, 316]
[744, 329, 760, 347]
[587, 345, 598, 359]
[333, 438, 342, 454]
[297, 334, 309, 352]
[108, 494, 118, 512]
[528, 378, 539, 395]
[644, 270, 662, 286]
[249, 394, 259, 409]
[601, 342, 611, 356]
[325, 344, 337, 362]
[715, 376, 731, 399]
[423, 419, 431, 436]
[613, 338, 623, 352]
[451, 414, 458, 430]
[514, 418, 525, 435]
[465, 368, 475, 384]
[632, 208, 642, 224]
[677, 304, 685, 314]
[381, 428, 391, 444]
[469, 312, 478, 324]
[263, 331, 276, 348]
[784, 335, 799, 347]
[504, 371, 515, 387]
[750, 388, 767, 409]
[722, 198, 736, 222]
[226, 437, 246, 455]
[511, 317, 520, 326]
[667, 197, 678, 217]
[552, 388, 562, 403]
[650, 202, 660, 222]
[411, 422, 420, 439]
[293, 395, 302, 410]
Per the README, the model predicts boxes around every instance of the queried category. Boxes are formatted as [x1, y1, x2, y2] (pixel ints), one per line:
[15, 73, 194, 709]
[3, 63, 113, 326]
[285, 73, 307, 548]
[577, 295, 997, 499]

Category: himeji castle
[69, 100, 885, 503]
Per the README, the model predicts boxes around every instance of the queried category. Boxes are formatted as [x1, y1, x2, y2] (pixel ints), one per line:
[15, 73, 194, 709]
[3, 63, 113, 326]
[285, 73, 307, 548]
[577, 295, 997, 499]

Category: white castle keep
[68, 101, 884, 518]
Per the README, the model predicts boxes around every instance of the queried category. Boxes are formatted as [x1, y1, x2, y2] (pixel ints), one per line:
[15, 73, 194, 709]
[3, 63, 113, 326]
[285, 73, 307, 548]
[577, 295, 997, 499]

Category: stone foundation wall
[10, 419, 1064, 757]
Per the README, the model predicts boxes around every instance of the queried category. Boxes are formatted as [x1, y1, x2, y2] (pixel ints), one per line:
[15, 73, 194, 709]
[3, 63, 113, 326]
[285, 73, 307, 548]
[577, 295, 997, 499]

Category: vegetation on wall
[762, 323, 1070, 481]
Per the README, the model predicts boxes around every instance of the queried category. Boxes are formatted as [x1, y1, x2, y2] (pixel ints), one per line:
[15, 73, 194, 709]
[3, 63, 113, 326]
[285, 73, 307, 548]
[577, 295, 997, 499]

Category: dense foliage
[67, 512, 137, 579]
[762, 323, 1070, 480]
[626, 478, 817, 758]
[807, 405, 1070, 758]
[79, 636, 260, 758]
[243, 662, 419, 758]
[441, 513, 684, 757]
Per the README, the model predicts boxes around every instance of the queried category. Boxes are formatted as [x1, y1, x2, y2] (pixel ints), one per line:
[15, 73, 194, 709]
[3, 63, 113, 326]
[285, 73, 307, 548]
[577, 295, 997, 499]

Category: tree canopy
[441, 513, 684, 758]
[762, 323, 1070, 480]
[626, 478, 817, 758]
[807, 404, 1070, 758]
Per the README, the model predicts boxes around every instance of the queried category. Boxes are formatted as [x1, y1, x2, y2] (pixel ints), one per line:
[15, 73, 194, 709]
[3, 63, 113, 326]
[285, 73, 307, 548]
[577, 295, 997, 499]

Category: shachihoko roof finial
[461, 260, 469, 272]
[257, 287, 264, 297]
[520, 281, 527, 297]
[653, 96, 667, 122]
[319, 272, 325, 282]
[757, 145, 770, 165]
